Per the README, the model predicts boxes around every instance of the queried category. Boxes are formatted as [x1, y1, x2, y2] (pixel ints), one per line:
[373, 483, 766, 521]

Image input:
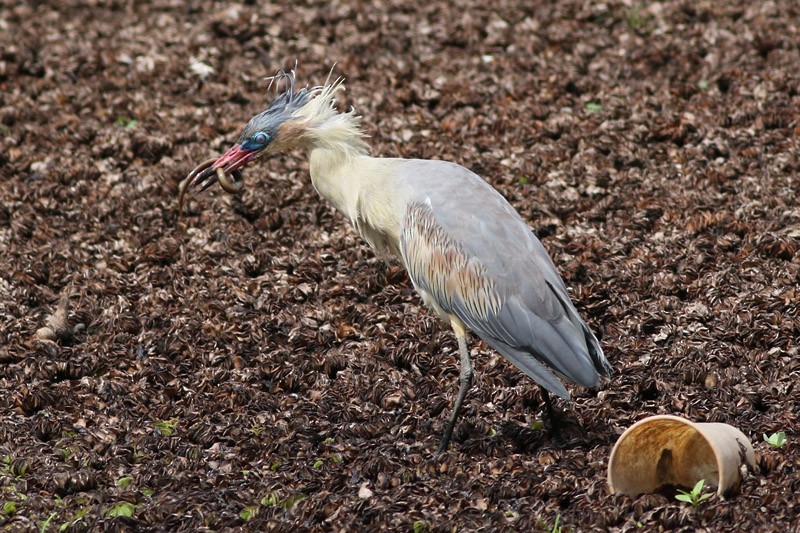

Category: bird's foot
[547, 415, 586, 448]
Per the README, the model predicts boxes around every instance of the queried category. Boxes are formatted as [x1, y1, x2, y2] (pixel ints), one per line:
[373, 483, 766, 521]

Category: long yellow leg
[437, 320, 473, 455]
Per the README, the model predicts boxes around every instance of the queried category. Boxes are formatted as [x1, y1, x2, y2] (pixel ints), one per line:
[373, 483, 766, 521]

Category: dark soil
[1, 0, 799, 531]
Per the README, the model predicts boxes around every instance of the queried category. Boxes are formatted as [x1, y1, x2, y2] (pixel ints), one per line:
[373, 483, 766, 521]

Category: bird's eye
[242, 131, 270, 151]
[252, 132, 269, 146]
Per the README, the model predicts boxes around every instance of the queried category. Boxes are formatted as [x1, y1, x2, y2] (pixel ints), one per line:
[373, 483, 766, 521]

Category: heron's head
[210, 71, 318, 177]
[180, 68, 365, 208]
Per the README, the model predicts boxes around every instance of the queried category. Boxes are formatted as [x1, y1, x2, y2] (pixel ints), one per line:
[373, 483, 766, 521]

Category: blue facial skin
[241, 131, 270, 151]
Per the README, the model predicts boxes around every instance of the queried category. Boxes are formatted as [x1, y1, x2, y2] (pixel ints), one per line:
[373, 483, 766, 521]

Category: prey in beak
[177, 69, 317, 220]
[176, 153, 245, 220]
[189, 143, 254, 194]
[176, 131, 275, 219]
[177, 139, 263, 217]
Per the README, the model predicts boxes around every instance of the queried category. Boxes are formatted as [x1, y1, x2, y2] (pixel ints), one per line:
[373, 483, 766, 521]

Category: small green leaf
[698, 79, 710, 90]
[518, 176, 529, 185]
[140, 487, 154, 498]
[764, 431, 787, 448]
[280, 493, 306, 509]
[3, 501, 17, 515]
[105, 502, 135, 518]
[114, 116, 138, 129]
[675, 493, 693, 504]
[626, 4, 651, 32]
[261, 492, 280, 506]
[585, 102, 603, 113]
[154, 418, 179, 437]
[627, 6, 642, 29]
[240, 505, 259, 521]
[322, 437, 335, 445]
[530, 420, 545, 431]
[312, 459, 324, 469]
[412, 520, 429, 533]
[38, 511, 57, 533]
[115, 476, 134, 487]
[270, 460, 282, 471]
[65, 506, 90, 527]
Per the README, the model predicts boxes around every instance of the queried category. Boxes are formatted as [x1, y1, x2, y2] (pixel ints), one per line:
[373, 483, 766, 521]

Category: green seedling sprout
[550, 514, 563, 533]
[763, 431, 787, 448]
[675, 479, 712, 507]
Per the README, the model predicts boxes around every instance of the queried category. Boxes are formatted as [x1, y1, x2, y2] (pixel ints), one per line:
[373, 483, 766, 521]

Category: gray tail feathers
[546, 280, 612, 381]
[583, 324, 612, 377]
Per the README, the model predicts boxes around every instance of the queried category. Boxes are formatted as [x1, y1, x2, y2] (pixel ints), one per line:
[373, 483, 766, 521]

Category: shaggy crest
[236, 69, 317, 142]
[296, 73, 370, 156]
[245, 67, 370, 156]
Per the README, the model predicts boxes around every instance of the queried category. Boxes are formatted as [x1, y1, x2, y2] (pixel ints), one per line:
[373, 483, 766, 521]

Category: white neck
[299, 93, 370, 215]
[297, 82, 402, 255]
[308, 146, 366, 222]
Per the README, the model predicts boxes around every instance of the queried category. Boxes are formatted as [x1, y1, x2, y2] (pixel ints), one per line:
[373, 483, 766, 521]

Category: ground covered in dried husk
[1, 0, 799, 531]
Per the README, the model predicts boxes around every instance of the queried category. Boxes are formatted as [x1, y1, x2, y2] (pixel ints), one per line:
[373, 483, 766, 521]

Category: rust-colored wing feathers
[399, 196, 609, 399]
[401, 201, 502, 321]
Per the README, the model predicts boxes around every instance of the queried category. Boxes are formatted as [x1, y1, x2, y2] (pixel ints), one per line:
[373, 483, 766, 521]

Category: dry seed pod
[35, 326, 57, 342]
[37, 288, 73, 343]
[47, 290, 71, 337]
[53, 470, 98, 496]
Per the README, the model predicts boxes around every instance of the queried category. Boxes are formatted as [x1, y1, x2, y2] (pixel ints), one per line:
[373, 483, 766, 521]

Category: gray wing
[396, 159, 611, 399]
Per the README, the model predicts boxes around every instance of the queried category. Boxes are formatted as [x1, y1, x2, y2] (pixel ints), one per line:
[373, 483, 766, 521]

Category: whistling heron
[182, 70, 612, 453]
